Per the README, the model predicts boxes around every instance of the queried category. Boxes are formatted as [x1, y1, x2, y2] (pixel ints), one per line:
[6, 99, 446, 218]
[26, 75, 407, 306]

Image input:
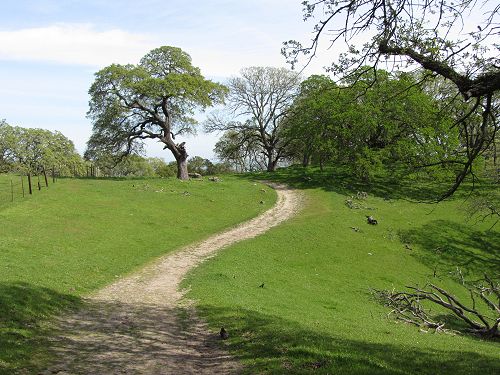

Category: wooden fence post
[27, 173, 32, 195]
[10, 179, 14, 202]
[43, 169, 49, 187]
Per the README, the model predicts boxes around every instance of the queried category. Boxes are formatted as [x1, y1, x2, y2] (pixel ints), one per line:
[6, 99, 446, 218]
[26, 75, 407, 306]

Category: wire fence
[0, 170, 59, 208]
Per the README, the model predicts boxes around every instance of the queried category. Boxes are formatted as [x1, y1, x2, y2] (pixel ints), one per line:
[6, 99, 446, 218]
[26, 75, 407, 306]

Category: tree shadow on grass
[398, 220, 500, 277]
[240, 166, 471, 202]
[40, 299, 242, 375]
[1, 282, 497, 374]
[0, 282, 80, 375]
[197, 305, 500, 375]
[1, 283, 241, 374]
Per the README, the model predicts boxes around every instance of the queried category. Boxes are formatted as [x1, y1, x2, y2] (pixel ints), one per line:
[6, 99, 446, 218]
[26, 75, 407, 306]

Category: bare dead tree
[374, 275, 500, 339]
[205, 67, 301, 172]
[283, 0, 500, 199]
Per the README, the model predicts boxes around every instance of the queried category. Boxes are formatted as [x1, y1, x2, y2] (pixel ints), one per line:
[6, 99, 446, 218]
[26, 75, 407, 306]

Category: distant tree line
[0, 119, 233, 179]
[209, 67, 497, 186]
[0, 119, 85, 175]
[90, 154, 232, 178]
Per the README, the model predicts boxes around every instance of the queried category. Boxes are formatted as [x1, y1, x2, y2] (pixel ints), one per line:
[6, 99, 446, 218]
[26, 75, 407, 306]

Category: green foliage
[184, 167, 499, 374]
[0, 175, 276, 373]
[187, 156, 208, 174]
[283, 70, 460, 182]
[0, 120, 84, 175]
[85, 45, 228, 178]
[91, 154, 148, 177]
[146, 157, 177, 177]
[284, 1, 499, 198]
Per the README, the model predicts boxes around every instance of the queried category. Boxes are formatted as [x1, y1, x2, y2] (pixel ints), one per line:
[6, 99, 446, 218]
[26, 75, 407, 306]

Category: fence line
[0, 164, 101, 206]
[0, 169, 60, 206]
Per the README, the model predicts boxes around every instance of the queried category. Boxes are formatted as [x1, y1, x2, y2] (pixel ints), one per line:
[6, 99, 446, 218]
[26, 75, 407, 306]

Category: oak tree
[86, 46, 227, 180]
[283, 0, 499, 198]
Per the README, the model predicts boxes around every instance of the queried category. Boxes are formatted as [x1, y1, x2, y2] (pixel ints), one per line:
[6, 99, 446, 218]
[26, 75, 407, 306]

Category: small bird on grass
[220, 327, 229, 340]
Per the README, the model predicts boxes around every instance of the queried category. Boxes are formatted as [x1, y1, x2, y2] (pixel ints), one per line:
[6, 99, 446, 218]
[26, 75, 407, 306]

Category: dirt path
[42, 184, 302, 375]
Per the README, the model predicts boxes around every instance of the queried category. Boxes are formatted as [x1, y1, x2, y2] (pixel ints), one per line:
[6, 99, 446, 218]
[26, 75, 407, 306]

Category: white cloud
[0, 23, 156, 67]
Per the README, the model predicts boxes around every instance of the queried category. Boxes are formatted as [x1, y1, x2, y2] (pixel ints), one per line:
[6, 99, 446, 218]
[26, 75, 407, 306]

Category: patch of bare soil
[41, 184, 302, 374]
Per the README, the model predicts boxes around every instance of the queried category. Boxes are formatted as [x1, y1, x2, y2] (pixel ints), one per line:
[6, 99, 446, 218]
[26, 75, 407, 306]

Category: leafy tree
[0, 121, 84, 175]
[0, 120, 19, 172]
[187, 156, 207, 175]
[283, 70, 458, 181]
[187, 156, 220, 175]
[283, 0, 499, 198]
[282, 75, 340, 169]
[205, 161, 233, 175]
[145, 157, 174, 177]
[206, 66, 301, 172]
[94, 154, 155, 177]
[86, 46, 227, 180]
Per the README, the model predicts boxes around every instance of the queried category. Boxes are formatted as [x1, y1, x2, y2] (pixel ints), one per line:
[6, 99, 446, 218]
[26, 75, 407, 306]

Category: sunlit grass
[0, 175, 276, 374]
[184, 167, 499, 374]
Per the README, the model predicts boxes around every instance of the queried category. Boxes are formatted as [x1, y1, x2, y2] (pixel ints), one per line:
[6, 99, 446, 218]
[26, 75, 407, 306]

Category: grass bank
[183, 167, 499, 374]
[0, 174, 276, 374]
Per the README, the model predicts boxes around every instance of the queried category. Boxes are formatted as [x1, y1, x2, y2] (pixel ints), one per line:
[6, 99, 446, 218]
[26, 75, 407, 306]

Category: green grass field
[183, 167, 499, 374]
[0, 174, 276, 374]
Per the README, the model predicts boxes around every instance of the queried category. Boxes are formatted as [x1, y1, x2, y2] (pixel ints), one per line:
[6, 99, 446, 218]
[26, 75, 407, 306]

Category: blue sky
[0, 0, 332, 161]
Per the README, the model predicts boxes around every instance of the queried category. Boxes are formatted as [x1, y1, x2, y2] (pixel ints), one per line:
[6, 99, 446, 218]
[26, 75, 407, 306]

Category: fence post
[52, 166, 55, 183]
[10, 179, 14, 202]
[43, 169, 49, 187]
[21, 175, 25, 197]
[27, 173, 32, 195]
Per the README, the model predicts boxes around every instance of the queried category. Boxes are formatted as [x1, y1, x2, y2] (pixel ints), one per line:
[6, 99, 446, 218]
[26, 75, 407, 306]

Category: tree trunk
[176, 155, 189, 180]
[267, 157, 277, 172]
[174, 143, 189, 180]
[302, 153, 310, 167]
[161, 135, 189, 180]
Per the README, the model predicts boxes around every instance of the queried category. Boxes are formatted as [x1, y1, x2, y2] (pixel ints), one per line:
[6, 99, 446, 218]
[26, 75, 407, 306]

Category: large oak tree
[283, 0, 499, 198]
[86, 46, 227, 179]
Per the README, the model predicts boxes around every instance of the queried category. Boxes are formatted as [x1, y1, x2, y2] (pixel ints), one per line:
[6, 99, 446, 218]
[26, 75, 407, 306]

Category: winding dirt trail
[42, 184, 302, 375]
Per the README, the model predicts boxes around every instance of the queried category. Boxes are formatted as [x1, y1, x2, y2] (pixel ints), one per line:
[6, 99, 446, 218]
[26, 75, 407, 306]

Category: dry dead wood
[374, 275, 500, 339]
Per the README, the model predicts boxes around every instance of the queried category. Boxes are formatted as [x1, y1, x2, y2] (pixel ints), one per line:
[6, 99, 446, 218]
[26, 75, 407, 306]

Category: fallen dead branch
[373, 275, 500, 339]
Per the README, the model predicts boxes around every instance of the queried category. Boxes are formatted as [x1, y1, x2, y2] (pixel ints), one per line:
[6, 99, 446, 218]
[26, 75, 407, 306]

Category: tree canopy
[282, 70, 460, 182]
[85, 46, 227, 179]
[283, 0, 499, 198]
[0, 120, 83, 175]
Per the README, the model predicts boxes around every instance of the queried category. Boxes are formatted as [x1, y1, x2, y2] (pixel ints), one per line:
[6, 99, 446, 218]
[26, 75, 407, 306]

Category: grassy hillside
[0, 174, 276, 374]
[183, 167, 499, 374]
